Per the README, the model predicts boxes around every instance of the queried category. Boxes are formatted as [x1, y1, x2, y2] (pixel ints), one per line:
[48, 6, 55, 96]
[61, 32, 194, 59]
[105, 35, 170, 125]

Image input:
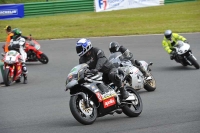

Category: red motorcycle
[3, 50, 24, 86]
[25, 39, 49, 64]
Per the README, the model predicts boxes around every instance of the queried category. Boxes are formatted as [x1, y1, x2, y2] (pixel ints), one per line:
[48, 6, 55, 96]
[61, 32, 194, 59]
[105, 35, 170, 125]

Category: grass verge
[0, 1, 199, 42]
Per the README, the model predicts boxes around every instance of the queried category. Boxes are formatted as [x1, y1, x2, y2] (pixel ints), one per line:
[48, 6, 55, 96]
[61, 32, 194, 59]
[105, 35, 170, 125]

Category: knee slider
[22, 66, 27, 72]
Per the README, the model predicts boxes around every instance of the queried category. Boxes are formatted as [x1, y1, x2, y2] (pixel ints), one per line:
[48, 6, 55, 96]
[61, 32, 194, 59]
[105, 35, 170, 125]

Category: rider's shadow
[155, 66, 197, 72]
[25, 62, 44, 65]
[137, 89, 154, 94]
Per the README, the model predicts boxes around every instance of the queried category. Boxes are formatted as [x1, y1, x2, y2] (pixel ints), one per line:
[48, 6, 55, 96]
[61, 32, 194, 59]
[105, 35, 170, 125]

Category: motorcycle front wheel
[69, 94, 97, 125]
[122, 86, 143, 117]
[187, 55, 199, 69]
[144, 73, 156, 91]
[38, 53, 49, 64]
[3, 68, 12, 86]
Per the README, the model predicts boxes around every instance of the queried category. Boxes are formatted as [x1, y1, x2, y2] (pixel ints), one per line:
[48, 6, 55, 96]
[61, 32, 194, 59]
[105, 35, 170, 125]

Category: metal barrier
[24, 0, 94, 17]
[165, 0, 196, 4]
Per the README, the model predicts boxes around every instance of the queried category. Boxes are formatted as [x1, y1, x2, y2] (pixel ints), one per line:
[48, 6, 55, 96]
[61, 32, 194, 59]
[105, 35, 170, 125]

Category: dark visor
[76, 46, 83, 54]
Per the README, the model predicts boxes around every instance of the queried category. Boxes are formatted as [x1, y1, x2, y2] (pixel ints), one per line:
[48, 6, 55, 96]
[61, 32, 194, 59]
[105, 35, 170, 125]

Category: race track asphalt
[0, 33, 200, 133]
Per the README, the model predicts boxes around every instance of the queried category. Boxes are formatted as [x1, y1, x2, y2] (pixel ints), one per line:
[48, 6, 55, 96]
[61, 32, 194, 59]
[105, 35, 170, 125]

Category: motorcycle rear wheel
[144, 73, 156, 91]
[122, 86, 143, 117]
[187, 55, 199, 69]
[69, 95, 97, 125]
[38, 53, 49, 64]
[3, 68, 12, 86]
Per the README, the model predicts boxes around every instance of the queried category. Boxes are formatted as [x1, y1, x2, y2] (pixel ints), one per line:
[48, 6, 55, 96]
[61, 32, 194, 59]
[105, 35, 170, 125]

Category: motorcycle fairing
[127, 66, 144, 89]
[82, 83, 118, 116]
[175, 42, 190, 55]
[25, 42, 43, 60]
[103, 97, 116, 108]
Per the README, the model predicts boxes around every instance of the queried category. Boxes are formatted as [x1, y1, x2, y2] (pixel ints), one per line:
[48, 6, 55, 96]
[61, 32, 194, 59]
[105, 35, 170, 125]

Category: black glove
[84, 69, 90, 74]
[170, 51, 176, 60]
[118, 45, 127, 54]
[171, 41, 176, 46]
[90, 69, 98, 74]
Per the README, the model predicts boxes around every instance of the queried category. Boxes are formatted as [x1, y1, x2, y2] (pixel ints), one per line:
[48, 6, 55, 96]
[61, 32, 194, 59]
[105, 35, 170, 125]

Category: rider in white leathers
[9, 28, 28, 84]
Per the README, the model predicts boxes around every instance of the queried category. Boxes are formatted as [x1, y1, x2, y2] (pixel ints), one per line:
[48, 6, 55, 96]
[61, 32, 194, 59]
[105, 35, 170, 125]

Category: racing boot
[119, 86, 129, 101]
[23, 75, 27, 84]
[22, 63, 28, 84]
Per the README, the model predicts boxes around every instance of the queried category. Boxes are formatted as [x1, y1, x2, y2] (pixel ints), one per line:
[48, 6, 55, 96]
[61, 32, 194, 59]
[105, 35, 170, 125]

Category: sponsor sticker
[103, 97, 116, 108]
[102, 89, 117, 100]
[96, 92, 103, 102]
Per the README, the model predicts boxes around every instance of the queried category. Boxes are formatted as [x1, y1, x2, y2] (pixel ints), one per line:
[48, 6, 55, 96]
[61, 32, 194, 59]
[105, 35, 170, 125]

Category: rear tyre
[3, 68, 12, 86]
[70, 94, 97, 125]
[144, 73, 156, 91]
[122, 86, 143, 117]
[38, 53, 49, 64]
[187, 55, 199, 69]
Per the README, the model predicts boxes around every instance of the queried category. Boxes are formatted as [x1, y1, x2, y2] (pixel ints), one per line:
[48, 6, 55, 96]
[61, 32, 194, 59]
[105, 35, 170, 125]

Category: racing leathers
[79, 47, 129, 100]
[115, 45, 150, 77]
[9, 37, 28, 83]
[162, 33, 187, 60]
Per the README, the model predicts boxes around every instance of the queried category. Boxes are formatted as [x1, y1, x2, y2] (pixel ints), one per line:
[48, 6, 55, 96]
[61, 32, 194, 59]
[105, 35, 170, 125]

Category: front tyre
[122, 86, 143, 117]
[187, 55, 199, 69]
[69, 95, 97, 125]
[144, 73, 156, 91]
[3, 68, 12, 86]
[38, 53, 49, 64]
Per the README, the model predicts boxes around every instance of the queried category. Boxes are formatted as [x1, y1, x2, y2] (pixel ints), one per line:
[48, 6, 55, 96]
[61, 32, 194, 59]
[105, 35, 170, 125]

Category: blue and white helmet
[76, 38, 93, 56]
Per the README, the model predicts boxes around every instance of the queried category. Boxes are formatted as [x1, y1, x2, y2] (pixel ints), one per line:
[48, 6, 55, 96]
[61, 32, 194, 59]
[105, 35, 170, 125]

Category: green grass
[0, 1, 200, 42]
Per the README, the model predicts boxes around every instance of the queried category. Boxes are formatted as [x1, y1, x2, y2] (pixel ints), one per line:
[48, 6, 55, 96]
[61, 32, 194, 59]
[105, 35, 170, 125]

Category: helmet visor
[76, 46, 83, 56]
[165, 34, 172, 40]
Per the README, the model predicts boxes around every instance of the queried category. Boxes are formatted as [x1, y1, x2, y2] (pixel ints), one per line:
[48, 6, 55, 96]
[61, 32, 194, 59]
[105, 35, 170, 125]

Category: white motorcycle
[171, 41, 199, 69]
[109, 52, 156, 92]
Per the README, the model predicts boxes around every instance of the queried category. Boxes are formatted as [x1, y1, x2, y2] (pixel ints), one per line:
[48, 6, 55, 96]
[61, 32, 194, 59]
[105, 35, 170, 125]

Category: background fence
[164, 0, 195, 4]
[1, 0, 195, 17]
[24, 0, 94, 17]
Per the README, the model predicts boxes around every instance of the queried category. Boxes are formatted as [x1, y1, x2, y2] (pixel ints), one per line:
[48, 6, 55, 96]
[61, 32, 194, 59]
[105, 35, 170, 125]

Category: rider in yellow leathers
[162, 30, 187, 61]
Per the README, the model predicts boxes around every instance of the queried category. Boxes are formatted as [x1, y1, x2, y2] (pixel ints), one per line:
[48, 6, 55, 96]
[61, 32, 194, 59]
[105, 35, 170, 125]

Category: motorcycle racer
[109, 42, 150, 77]
[76, 38, 129, 101]
[8, 28, 28, 84]
[162, 30, 187, 60]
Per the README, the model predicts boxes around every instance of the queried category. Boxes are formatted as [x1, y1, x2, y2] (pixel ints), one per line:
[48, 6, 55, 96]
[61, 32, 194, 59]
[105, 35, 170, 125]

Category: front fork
[184, 52, 196, 65]
[71, 92, 90, 108]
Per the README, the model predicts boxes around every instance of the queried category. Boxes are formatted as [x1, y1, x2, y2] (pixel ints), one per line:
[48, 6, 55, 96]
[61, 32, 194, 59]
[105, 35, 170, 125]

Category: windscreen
[66, 63, 88, 84]
[175, 41, 184, 48]
[108, 52, 124, 67]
